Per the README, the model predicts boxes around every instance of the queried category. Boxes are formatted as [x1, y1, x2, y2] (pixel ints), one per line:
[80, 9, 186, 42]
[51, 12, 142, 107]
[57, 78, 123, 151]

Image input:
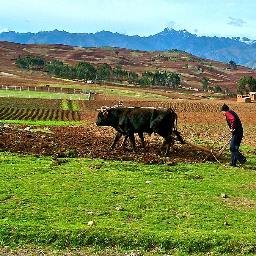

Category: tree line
[16, 55, 181, 88]
[237, 76, 256, 94]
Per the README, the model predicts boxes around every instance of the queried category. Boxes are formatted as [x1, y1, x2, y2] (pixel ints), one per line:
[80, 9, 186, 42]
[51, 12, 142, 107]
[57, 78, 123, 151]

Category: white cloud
[227, 17, 246, 27]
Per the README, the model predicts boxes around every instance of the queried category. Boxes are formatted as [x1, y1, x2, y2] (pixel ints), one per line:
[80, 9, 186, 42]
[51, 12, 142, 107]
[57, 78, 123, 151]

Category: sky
[0, 0, 256, 39]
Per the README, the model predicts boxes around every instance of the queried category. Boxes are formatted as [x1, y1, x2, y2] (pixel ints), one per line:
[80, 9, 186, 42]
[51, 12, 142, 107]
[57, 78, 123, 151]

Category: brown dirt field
[1, 97, 255, 164]
[2, 98, 256, 164]
[0, 124, 219, 164]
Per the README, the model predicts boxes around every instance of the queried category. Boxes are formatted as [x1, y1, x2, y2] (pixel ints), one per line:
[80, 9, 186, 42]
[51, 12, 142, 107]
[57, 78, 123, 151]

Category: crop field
[1, 94, 256, 166]
[0, 107, 81, 121]
[0, 97, 82, 121]
[1, 100, 256, 163]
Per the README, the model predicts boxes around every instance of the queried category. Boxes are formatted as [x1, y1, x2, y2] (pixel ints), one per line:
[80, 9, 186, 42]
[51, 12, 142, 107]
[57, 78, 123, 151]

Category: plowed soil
[0, 125, 220, 164]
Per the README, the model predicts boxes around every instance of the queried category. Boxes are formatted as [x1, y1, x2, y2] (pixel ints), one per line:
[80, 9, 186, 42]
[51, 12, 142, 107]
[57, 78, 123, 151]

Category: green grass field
[0, 120, 83, 126]
[95, 87, 169, 100]
[0, 85, 169, 101]
[39, 83, 169, 100]
[0, 90, 89, 100]
[0, 151, 256, 255]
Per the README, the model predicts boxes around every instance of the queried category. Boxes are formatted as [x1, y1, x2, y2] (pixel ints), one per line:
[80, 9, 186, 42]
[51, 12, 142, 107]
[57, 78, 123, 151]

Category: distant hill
[1, 29, 256, 68]
[1, 41, 256, 94]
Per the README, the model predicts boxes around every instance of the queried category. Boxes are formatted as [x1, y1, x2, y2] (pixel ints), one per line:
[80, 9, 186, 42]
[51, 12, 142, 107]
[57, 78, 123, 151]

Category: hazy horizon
[1, 0, 256, 40]
[1, 27, 254, 41]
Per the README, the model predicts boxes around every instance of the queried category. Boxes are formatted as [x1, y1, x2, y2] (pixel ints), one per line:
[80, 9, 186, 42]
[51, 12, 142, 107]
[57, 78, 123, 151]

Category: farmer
[221, 104, 246, 167]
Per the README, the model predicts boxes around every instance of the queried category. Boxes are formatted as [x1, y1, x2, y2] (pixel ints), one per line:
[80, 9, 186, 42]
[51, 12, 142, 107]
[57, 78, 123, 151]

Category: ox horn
[97, 106, 109, 112]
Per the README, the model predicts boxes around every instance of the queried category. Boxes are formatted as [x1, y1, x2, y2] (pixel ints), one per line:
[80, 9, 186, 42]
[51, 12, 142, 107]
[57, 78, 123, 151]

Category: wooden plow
[184, 135, 232, 163]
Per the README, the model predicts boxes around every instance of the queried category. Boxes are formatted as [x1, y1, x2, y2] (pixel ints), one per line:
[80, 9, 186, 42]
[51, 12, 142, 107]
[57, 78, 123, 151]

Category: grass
[0, 151, 256, 255]
[0, 120, 83, 126]
[39, 83, 169, 100]
[95, 87, 169, 100]
[61, 99, 80, 111]
[3, 82, 169, 101]
[0, 90, 90, 100]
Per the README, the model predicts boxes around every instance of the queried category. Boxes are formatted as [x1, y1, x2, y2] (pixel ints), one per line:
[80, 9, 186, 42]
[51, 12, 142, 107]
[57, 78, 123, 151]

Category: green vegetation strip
[40, 83, 169, 100]
[94, 87, 169, 100]
[0, 90, 89, 100]
[0, 120, 83, 126]
[0, 152, 256, 254]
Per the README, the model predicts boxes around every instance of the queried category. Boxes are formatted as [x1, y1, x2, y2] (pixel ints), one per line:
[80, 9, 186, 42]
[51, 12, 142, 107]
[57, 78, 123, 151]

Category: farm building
[237, 95, 251, 103]
[237, 92, 256, 103]
[249, 92, 256, 101]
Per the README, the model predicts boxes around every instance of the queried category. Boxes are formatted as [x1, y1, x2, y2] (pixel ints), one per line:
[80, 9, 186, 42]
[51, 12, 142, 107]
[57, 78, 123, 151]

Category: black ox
[96, 106, 184, 155]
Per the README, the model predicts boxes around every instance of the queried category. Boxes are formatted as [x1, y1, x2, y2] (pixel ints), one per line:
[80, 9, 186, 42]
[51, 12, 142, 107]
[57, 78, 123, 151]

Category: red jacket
[225, 110, 243, 133]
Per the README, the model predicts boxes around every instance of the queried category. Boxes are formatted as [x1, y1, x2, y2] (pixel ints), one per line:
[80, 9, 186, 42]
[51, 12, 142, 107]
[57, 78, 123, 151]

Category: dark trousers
[230, 132, 246, 166]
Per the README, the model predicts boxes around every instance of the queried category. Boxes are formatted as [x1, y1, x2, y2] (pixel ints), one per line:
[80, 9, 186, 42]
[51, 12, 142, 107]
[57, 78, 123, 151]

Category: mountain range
[1, 28, 256, 68]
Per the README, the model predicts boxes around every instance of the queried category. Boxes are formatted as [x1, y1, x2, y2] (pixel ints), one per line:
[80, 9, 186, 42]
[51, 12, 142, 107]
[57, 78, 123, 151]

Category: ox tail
[172, 111, 186, 144]
[170, 110, 178, 132]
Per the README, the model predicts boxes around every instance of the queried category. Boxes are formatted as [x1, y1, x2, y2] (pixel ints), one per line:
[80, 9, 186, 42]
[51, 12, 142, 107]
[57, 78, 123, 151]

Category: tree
[201, 77, 209, 91]
[59, 65, 76, 79]
[138, 72, 154, 86]
[213, 85, 222, 93]
[16, 55, 46, 70]
[237, 76, 256, 94]
[128, 71, 139, 84]
[228, 60, 237, 70]
[76, 62, 96, 81]
[153, 71, 166, 86]
[138, 76, 151, 86]
[166, 72, 181, 88]
[96, 63, 112, 81]
[138, 71, 180, 88]
[46, 60, 64, 76]
[113, 65, 128, 81]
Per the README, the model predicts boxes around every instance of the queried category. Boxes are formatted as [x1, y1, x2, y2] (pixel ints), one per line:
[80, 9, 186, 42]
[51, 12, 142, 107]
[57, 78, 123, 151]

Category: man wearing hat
[221, 104, 246, 166]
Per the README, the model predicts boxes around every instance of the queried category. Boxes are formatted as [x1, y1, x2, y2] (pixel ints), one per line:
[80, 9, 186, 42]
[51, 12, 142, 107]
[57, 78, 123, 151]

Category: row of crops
[2, 95, 254, 122]
[0, 98, 82, 121]
[80, 98, 223, 113]
[0, 97, 61, 109]
[0, 107, 80, 121]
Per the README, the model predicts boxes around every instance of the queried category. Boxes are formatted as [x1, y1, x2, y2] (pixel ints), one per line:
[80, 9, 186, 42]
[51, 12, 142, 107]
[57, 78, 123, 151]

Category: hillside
[1, 41, 256, 93]
[1, 29, 256, 68]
